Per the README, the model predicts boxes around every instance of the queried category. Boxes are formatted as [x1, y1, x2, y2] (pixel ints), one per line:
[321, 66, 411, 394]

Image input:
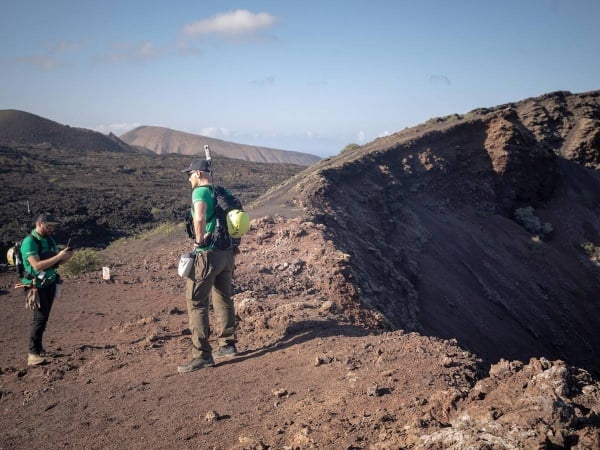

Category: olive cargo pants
[185, 249, 235, 358]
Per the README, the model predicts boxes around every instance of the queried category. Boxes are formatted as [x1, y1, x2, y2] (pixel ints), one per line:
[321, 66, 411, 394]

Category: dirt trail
[1, 224, 599, 449]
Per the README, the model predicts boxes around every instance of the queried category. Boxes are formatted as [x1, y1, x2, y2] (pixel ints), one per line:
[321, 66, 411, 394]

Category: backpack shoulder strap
[19, 234, 41, 278]
[205, 184, 219, 222]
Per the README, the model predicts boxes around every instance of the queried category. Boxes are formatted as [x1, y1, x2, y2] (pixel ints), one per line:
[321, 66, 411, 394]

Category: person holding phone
[19, 213, 73, 366]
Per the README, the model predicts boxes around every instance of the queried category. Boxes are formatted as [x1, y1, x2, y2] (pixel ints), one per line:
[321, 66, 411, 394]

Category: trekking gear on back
[11, 237, 38, 279]
[185, 185, 249, 250]
[208, 185, 249, 249]
[184, 144, 249, 250]
[6, 247, 16, 267]
[10, 234, 56, 279]
[226, 208, 250, 239]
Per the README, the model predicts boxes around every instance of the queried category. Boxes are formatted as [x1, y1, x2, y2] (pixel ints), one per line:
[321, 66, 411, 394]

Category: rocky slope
[252, 90, 600, 378]
[120, 126, 321, 166]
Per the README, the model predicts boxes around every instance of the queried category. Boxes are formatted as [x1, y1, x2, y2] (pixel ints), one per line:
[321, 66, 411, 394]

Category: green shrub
[514, 206, 553, 239]
[108, 236, 130, 248]
[154, 222, 175, 235]
[61, 248, 102, 276]
[541, 222, 553, 236]
[138, 221, 177, 240]
[515, 206, 541, 233]
[106, 223, 178, 249]
[425, 113, 462, 125]
[340, 143, 360, 154]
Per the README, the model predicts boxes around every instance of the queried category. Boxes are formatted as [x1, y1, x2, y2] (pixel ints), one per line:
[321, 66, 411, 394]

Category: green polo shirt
[191, 186, 216, 251]
[20, 230, 58, 285]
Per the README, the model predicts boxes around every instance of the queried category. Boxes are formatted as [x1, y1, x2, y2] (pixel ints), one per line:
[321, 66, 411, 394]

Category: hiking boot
[214, 344, 238, 359]
[27, 353, 46, 366]
[177, 356, 215, 373]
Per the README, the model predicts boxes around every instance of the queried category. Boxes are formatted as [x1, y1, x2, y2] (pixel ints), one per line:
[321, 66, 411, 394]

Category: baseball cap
[181, 160, 210, 173]
[35, 212, 61, 225]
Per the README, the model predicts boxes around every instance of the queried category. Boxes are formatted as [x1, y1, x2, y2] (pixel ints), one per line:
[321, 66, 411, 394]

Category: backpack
[11, 234, 43, 279]
[185, 185, 249, 250]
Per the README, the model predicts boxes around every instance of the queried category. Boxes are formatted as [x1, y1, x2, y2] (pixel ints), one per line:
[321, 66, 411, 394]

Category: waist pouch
[178, 252, 195, 278]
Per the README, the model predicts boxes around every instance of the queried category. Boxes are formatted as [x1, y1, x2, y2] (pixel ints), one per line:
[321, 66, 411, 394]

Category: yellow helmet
[6, 247, 15, 266]
[226, 209, 250, 238]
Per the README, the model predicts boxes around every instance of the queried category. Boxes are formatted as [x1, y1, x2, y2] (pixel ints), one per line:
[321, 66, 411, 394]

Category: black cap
[181, 159, 210, 173]
[35, 212, 61, 225]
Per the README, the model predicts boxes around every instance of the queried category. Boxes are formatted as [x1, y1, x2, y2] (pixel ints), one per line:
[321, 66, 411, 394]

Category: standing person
[20, 213, 73, 366]
[178, 160, 237, 373]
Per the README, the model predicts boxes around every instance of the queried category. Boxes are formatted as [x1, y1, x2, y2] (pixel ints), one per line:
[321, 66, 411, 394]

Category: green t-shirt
[20, 229, 59, 285]
[191, 186, 216, 250]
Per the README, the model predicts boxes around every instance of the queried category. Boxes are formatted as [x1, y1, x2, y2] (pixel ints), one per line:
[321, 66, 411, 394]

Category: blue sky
[1, 1, 598, 157]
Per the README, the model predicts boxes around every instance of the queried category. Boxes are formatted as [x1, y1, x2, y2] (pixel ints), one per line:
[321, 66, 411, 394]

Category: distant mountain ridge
[0, 110, 320, 166]
[119, 126, 321, 166]
[0, 109, 138, 153]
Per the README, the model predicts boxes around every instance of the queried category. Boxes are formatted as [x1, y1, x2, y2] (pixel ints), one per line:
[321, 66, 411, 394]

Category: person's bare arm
[193, 200, 208, 244]
[27, 248, 73, 271]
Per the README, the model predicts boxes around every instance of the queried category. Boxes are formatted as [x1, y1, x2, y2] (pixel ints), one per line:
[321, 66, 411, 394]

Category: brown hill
[0, 109, 140, 153]
[120, 125, 321, 166]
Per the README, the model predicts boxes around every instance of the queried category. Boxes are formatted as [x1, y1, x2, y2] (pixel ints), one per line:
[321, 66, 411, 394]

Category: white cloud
[378, 130, 390, 138]
[11, 39, 88, 70]
[93, 122, 141, 135]
[96, 42, 162, 64]
[46, 39, 88, 54]
[183, 10, 276, 37]
[199, 127, 231, 138]
[13, 55, 63, 70]
[357, 131, 365, 143]
[139, 42, 157, 57]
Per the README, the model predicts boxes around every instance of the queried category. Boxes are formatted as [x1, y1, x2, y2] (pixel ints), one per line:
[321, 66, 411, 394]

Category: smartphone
[66, 238, 73, 250]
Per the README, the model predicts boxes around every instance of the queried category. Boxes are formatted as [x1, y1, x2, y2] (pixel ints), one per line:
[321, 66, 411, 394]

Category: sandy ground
[1, 223, 599, 449]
